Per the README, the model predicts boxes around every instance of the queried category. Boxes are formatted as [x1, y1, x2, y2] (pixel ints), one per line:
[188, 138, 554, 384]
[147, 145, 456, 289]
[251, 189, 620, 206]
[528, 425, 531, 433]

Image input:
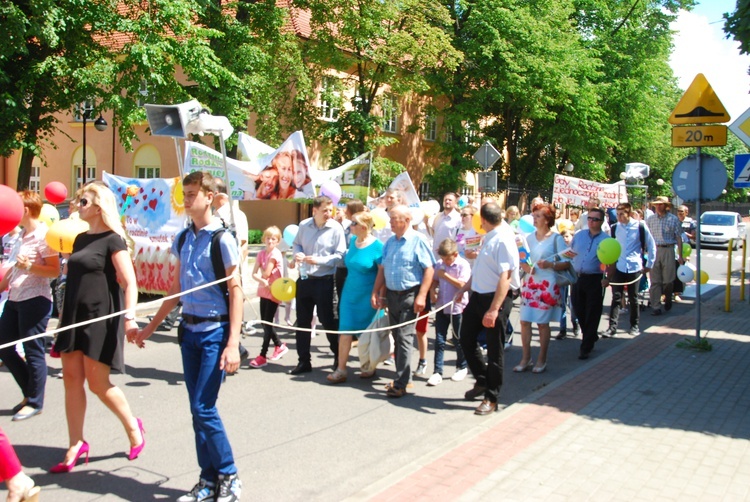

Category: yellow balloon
[700, 269, 709, 284]
[270, 277, 296, 303]
[45, 218, 89, 254]
[472, 212, 486, 235]
[371, 208, 387, 230]
[39, 203, 60, 227]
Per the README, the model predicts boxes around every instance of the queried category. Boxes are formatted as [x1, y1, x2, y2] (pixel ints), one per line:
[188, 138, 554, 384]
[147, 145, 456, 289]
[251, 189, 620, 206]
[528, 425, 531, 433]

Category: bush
[247, 230, 263, 244]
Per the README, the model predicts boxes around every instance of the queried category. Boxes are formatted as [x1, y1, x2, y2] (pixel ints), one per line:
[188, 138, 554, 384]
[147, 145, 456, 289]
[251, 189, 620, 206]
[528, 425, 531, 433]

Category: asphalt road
[0, 273, 725, 501]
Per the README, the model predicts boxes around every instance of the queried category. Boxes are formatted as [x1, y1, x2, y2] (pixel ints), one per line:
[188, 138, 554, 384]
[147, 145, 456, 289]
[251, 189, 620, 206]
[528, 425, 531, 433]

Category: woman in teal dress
[327, 211, 383, 384]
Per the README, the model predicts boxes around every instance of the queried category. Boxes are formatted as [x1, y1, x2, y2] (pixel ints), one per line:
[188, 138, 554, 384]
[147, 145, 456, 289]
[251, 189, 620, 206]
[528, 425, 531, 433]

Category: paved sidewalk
[354, 287, 750, 501]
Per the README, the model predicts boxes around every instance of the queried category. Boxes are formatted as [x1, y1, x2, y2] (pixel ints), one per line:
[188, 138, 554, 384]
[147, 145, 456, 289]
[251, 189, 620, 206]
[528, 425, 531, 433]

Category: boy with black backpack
[599, 203, 656, 338]
[137, 171, 243, 502]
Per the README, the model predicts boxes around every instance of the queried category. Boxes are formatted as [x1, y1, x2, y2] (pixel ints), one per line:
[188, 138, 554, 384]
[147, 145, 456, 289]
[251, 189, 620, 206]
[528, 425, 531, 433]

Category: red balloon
[0, 185, 23, 236]
[44, 181, 68, 204]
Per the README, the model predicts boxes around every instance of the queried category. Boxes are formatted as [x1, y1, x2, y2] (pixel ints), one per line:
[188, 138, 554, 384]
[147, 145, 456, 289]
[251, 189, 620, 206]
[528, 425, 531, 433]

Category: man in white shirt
[575, 196, 610, 234]
[455, 203, 519, 416]
[430, 192, 461, 255]
[213, 178, 249, 262]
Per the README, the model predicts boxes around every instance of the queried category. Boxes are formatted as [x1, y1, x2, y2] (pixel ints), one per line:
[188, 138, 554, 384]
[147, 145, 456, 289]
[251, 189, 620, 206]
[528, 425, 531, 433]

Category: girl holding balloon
[0, 191, 59, 422]
[249, 226, 289, 368]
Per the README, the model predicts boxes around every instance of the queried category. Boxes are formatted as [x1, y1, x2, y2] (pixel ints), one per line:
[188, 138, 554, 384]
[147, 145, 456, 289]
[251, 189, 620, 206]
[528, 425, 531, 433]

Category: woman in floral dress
[516, 203, 571, 374]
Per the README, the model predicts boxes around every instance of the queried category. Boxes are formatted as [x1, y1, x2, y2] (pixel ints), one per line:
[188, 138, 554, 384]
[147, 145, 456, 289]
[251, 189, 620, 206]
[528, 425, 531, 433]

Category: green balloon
[682, 242, 692, 258]
[597, 237, 621, 265]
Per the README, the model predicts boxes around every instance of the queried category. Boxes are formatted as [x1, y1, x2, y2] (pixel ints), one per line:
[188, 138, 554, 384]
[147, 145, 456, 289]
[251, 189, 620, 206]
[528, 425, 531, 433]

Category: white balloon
[409, 207, 425, 223]
[676, 264, 694, 283]
[421, 200, 440, 217]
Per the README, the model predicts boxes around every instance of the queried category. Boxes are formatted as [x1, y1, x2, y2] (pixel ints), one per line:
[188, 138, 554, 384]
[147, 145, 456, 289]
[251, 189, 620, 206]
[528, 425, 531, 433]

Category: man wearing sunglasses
[570, 207, 609, 360]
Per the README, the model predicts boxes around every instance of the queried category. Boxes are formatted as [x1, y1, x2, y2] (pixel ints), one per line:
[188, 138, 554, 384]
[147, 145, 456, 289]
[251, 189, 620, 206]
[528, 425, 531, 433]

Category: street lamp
[81, 110, 107, 185]
[656, 179, 664, 186]
[564, 162, 574, 173]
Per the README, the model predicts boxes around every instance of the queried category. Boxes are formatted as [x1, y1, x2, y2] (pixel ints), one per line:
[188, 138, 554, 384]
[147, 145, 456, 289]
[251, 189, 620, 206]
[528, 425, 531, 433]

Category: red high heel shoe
[128, 418, 145, 461]
[50, 441, 89, 473]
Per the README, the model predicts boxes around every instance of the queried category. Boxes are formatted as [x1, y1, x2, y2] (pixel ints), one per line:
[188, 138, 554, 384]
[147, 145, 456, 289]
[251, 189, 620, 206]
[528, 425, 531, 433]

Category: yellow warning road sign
[669, 73, 730, 125]
[671, 125, 727, 147]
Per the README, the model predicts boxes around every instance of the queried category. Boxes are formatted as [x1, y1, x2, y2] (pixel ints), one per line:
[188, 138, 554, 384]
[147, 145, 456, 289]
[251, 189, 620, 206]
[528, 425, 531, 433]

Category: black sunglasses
[79, 198, 91, 207]
[588, 217, 603, 222]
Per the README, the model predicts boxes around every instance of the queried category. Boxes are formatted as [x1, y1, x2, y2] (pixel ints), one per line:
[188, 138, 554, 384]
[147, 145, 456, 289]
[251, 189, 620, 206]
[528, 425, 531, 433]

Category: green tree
[0, 0, 309, 189]
[293, 0, 462, 181]
[725, 0, 750, 56]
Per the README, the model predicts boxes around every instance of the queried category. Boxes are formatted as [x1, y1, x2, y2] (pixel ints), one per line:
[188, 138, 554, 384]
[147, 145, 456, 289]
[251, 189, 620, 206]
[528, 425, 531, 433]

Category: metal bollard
[726, 239, 733, 312]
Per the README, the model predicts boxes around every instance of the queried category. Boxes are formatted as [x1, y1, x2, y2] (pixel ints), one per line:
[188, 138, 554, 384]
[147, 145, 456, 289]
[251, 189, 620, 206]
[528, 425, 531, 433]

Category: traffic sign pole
[695, 148, 702, 341]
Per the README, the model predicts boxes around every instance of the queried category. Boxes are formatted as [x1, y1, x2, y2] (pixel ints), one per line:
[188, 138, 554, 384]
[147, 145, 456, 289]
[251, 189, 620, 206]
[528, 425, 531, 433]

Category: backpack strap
[610, 223, 617, 238]
[176, 224, 230, 309]
[210, 228, 230, 309]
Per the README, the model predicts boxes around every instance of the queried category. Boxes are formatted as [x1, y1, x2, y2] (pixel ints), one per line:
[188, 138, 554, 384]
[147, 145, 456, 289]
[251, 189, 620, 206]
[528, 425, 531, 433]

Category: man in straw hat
[645, 196, 684, 316]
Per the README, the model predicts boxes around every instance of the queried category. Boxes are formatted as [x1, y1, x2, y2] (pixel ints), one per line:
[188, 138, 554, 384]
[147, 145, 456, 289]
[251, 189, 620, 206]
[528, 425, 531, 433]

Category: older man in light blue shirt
[600, 203, 656, 338]
[371, 205, 435, 398]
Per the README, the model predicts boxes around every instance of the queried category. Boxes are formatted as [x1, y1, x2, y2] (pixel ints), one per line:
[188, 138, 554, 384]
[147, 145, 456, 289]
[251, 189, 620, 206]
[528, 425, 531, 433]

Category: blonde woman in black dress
[50, 182, 144, 473]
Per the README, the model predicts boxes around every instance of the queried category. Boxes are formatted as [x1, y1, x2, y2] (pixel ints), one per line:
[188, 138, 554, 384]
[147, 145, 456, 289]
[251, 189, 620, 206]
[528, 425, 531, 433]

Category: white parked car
[699, 211, 746, 250]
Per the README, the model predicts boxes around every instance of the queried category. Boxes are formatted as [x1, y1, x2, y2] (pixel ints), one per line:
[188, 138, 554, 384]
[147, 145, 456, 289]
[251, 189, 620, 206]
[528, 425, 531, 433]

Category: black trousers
[608, 269, 639, 330]
[460, 292, 512, 404]
[259, 297, 281, 357]
[0, 297, 52, 409]
[571, 274, 604, 354]
[295, 275, 338, 364]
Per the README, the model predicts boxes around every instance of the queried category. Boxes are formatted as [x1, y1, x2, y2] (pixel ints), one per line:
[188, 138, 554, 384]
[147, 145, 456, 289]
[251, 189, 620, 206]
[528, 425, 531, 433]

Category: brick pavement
[359, 288, 750, 501]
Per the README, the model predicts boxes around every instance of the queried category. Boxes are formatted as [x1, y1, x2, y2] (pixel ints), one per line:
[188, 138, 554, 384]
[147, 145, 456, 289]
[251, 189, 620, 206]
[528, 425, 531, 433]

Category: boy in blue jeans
[428, 239, 471, 385]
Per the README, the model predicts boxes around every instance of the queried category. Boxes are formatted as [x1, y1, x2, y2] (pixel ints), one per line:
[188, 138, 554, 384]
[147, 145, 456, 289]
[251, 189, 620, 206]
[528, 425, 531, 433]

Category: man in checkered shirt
[645, 196, 684, 316]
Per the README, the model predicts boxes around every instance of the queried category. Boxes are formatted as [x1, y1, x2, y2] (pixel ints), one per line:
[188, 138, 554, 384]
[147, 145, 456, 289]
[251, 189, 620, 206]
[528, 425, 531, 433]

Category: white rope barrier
[0, 273, 456, 350]
[607, 273, 644, 287]
[0, 275, 232, 351]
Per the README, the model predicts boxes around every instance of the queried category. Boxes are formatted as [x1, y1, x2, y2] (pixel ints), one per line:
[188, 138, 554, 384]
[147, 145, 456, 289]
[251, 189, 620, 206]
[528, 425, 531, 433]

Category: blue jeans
[0, 297, 52, 409]
[434, 311, 467, 375]
[181, 325, 237, 480]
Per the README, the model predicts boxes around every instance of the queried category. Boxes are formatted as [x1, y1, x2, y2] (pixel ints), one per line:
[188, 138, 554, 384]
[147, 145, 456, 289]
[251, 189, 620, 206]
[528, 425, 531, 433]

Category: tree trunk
[17, 145, 35, 191]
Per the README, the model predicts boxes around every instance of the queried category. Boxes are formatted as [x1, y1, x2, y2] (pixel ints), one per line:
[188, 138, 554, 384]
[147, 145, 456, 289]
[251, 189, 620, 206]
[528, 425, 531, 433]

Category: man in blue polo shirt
[138, 171, 243, 502]
[371, 205, 435, 398]
[570, 206, 608, 360]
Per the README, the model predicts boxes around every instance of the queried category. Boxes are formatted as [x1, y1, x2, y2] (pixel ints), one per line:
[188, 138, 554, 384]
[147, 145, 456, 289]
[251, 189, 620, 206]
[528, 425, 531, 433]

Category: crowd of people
[0, 174, 694, 501]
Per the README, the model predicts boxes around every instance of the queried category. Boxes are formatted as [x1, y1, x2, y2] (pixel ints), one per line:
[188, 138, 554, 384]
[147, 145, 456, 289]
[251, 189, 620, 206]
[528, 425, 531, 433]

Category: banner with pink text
[552, 174, 627, 209]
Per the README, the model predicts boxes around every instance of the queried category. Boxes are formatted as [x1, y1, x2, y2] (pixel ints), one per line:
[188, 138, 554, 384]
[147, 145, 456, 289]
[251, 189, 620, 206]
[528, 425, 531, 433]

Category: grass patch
[676, 337, 713, 352]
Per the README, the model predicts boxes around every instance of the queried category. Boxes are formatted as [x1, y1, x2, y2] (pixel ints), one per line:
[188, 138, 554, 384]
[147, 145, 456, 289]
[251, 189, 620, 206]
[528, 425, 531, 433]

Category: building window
[75, 100, 94, 122]
[75, 165, 97, 189]
[381, 94, 398, 134]
[137, 166, 161, 179]
[425, 113, 437, 142]
[29, 165, 40, 193]
[137, 80, 149, 107]
[319, 76, 341, 121]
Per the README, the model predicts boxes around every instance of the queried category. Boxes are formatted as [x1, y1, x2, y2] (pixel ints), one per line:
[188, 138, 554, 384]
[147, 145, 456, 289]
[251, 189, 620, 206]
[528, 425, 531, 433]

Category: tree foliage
[0, 0, 308, 189]
[725, 0, 750, 56]
[294, 0, 462, 185]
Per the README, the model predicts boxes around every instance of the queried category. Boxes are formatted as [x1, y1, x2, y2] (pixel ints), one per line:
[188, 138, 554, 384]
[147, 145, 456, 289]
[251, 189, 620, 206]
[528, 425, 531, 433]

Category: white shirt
[215, 201, 249, 246]
[432, 209, 461, 254]
[471, 223, 519, 294]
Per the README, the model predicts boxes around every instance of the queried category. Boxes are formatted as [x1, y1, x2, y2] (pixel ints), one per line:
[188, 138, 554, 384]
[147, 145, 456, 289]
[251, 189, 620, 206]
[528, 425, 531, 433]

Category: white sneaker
[426, 373, 443, 386]
[451, 368, 468, 382]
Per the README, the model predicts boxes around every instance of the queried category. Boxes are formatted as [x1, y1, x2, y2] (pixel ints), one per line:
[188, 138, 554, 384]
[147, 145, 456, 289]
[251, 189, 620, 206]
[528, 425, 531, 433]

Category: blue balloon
[283, 224, 299, 246]
[519, 214, 534, 234]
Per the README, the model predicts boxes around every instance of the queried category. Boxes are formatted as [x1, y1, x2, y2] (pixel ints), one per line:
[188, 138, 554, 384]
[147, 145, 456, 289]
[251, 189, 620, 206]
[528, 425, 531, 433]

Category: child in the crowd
[249, 226, 288, 368]
[555, 228, 580, 339]
[427, 239, 471, 385]
[455, 206, 480, 266]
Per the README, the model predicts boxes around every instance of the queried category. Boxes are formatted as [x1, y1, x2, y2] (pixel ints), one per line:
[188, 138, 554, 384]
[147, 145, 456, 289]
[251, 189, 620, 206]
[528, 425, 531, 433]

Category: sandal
[326, 369, 348, 384]
[513, 360, 534, 373]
